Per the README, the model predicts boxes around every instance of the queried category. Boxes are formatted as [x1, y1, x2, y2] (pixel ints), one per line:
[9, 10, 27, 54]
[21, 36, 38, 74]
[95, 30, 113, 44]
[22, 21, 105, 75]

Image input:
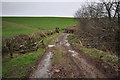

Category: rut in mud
[29, 33, 118, 78]
[29, 50, 53, 78]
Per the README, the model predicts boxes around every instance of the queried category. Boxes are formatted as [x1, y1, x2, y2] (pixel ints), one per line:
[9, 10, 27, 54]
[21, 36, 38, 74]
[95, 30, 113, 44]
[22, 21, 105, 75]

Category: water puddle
[59, 42, 63, 45]
[65, 43, 70, 46]
[48, 45, 55, 47]
[63, 40, 70, 47]
[68, 50, 78, 56]
[65, 40, 68, 42]
[30, 52, 53, 78]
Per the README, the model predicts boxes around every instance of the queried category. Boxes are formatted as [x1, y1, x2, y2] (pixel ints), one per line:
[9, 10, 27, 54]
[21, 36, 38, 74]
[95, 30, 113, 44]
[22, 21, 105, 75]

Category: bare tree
[74, 0, 120, 54]
[100, 0, 120, 22]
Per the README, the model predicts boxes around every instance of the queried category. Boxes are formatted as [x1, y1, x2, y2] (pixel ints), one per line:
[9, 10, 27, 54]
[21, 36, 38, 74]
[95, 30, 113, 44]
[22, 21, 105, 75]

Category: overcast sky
[1, 0, 100, 17]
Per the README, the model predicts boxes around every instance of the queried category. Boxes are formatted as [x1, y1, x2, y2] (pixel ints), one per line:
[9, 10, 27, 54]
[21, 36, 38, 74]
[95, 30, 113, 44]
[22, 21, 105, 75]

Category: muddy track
[29, 33, 118, 78]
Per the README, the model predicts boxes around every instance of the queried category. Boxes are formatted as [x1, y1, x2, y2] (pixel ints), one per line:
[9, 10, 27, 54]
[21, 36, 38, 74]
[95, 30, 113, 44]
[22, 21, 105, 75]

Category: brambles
[2, 30, 58, 58]
[74, 1, 120, 55]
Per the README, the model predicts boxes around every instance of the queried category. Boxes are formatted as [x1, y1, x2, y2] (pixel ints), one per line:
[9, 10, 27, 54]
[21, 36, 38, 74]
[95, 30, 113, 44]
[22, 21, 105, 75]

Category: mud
[29, 33, 118, 78]
[29, 51, 53, 78]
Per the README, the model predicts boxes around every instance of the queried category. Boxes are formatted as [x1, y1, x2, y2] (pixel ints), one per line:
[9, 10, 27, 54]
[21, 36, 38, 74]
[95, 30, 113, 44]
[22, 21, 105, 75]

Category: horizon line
[1, 15, 74, 17]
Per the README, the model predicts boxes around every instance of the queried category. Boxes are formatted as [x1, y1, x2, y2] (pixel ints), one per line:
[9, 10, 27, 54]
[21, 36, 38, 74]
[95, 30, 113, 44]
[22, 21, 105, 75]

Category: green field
[2, 17, 77, 37]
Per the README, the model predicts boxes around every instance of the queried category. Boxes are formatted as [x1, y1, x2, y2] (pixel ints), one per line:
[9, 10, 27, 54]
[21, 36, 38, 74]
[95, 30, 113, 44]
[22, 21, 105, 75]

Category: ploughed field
[2, 17, 77, 37]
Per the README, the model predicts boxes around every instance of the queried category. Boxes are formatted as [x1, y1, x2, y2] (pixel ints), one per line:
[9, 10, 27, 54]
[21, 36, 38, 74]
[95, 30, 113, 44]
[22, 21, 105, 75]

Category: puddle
[68, 50, 78, 56]
[59, 42, 63, 45]
[30, 52, 53, 78]
[65, 40, 68, 42]
[63, 40, 70, 46]
[65, 43, 70, 46]
[48, 45, 55, 47]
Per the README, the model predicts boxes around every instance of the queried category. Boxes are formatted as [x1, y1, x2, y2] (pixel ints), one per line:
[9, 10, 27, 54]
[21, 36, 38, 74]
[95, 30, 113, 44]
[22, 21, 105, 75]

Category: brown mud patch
[71, 44, 118, 78]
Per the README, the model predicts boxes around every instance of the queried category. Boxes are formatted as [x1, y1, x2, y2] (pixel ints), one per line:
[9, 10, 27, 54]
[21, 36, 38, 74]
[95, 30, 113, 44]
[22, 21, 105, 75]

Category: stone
[54, 69, 60, 73]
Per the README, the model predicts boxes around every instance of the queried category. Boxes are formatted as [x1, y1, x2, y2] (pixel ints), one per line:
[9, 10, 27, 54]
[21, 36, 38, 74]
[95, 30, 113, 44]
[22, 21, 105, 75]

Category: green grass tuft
[44, 33, 59, 45]
[69, 39, 78, 44]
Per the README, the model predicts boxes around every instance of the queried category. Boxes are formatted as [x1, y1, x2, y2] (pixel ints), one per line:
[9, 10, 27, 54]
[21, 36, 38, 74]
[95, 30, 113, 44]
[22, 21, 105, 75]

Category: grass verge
[68, 34, 119, 65]
[2, 48, 45, 78]
[81, 48, 119, 64]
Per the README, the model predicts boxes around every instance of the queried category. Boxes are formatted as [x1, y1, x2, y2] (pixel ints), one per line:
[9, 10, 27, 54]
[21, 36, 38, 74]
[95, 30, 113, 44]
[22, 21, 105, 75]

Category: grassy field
[2, 21, 40, 37]
[2, 17, 77, 37]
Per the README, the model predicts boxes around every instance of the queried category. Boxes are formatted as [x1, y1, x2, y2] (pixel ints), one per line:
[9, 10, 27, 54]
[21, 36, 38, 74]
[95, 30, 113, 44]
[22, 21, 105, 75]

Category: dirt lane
[29, 49, 53, 78]
[53, 33, 106, 78]
[29, 33, 118, 78]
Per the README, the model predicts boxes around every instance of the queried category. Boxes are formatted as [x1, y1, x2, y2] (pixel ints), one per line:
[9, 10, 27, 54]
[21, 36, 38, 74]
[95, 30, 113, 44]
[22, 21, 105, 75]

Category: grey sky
[1, 0, 100, 2]
[2, 0, 100, 17]
[2, 2, 84, 17]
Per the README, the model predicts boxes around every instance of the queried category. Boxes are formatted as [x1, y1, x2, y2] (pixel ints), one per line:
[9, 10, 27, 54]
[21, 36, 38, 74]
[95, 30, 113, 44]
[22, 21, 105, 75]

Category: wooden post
[7, 39, 13, 58]
[9, 44, 13, 58]
[55, 28, 59, 33]
[41, 39, 45, 48]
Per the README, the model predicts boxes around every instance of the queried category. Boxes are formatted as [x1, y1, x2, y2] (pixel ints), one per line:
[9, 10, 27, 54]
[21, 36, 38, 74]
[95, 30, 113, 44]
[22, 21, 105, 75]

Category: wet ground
[29, 33, 118, 78]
